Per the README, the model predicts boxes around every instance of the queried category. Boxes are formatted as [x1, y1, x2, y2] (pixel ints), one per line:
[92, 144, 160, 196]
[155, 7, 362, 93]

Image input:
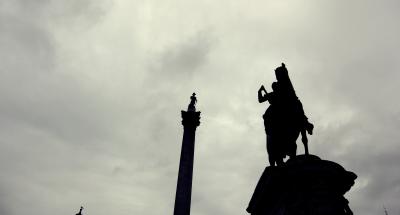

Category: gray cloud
[157, 31, 214, 74]
[1, 1, 400, 215]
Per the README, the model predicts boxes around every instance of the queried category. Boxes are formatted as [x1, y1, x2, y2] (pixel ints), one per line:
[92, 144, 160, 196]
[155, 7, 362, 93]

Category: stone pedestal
[247, 155, 357, 215]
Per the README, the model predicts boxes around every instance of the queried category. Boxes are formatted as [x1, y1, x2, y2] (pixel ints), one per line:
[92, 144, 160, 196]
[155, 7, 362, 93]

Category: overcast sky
[1, 1, 400, 215]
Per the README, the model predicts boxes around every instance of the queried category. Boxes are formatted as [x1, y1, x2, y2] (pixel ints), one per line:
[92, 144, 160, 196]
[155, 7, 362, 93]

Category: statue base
[247, 155, 357, 215]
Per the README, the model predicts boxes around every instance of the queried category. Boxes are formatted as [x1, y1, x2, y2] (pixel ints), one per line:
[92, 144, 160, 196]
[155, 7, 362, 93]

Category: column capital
[181, 110, 201, 128]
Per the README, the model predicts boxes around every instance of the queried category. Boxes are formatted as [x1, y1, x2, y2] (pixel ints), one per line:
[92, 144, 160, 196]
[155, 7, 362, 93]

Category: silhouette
[187, 93, 197, 112]
[258, 82, 283, 166]
[247, 155, 356, 215]
[384, 205, 389, 215]
[258, 63, 313, 166]
[174, 93, 201, 215]
[248, 63, 357, 215]
[75, 206, 83, 215]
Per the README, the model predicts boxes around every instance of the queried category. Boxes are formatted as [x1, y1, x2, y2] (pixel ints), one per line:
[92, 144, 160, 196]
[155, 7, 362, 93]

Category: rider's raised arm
[258, 85, 268, 103]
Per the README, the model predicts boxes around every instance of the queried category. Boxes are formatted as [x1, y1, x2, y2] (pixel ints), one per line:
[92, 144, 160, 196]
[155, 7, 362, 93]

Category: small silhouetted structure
[75, 206, 83, 215]
[384, 205, 389, 215]
[188, 93, 197, 112]
[174, 93, 201, 215]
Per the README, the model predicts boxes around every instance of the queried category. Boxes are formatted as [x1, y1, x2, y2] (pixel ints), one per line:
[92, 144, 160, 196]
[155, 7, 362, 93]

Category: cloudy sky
[1, 0, 400, 215]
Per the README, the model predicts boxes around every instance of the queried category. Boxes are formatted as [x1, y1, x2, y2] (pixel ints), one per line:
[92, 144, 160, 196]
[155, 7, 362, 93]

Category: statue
[248, 63, 357, 215]
[75, 206, 83, 215]
[187, 93, 197, 112]
[258, 63, 314, 166]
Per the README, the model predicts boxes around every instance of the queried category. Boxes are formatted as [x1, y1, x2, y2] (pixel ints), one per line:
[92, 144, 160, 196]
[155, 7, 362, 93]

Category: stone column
[173, 107, 200, 215]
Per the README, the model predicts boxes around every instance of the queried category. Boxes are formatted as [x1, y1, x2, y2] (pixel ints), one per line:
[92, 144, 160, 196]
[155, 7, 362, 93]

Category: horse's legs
[276, 158, 284, 166]
[267, 150, 275, 166]
[304, 141, 309, 155]
[288, 143, 297, 159]
[299, 130, 310, 155]
[266, 135, 276, 166]
[269, 157, 275, 166]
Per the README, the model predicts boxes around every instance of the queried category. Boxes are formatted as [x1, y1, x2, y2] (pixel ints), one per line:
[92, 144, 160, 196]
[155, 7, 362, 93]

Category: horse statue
[258, 63, 313, 166]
